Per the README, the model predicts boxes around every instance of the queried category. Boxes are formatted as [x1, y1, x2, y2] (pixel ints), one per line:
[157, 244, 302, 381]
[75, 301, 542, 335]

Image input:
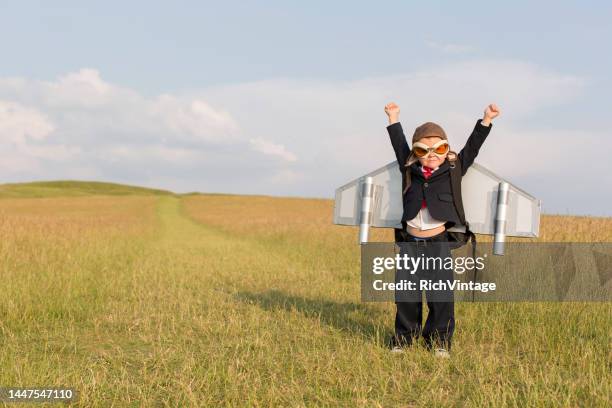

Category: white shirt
[406, 165, 446, 230]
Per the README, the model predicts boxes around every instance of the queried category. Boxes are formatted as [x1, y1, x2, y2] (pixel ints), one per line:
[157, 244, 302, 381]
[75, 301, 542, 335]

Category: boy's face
[416, 136, 448, 168]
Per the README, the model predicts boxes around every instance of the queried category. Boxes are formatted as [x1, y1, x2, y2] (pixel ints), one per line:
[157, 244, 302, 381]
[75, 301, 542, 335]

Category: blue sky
[0, 1, 610, 216]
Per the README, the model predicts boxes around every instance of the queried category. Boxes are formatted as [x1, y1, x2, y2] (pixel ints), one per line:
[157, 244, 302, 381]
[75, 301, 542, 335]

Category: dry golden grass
[181, 193, 612, 243]
[0, 195, 157, 239]
[180, 193, 611, 406]
[538, 214, 612, 242]
[0, 192, 609, 406]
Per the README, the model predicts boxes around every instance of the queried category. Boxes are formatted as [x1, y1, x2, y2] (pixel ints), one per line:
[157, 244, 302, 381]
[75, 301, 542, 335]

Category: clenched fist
[484, 103, 501, 120]
[480, 103, 500, 126]
[385, 102, 400, 125]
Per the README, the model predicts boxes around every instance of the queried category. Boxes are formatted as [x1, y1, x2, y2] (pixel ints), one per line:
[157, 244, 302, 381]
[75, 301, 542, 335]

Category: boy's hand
[385, 102, 400, 125]
[482, 103, 500, 126]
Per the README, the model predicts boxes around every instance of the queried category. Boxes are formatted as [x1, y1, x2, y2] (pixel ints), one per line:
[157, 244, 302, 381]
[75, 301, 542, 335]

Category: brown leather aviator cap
[412, 122, 448, 143]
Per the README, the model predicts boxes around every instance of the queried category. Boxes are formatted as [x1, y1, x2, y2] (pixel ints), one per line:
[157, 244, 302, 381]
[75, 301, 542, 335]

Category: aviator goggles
[411, 140, 450, 158]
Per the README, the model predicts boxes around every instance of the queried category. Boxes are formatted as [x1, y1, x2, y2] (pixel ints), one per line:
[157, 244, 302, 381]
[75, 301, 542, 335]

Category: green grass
[0, 180, 174, 198]
[0, 186, 610, 407]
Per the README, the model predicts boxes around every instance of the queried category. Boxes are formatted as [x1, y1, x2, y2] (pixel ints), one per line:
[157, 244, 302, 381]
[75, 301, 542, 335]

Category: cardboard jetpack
[333, 161, 541, 255]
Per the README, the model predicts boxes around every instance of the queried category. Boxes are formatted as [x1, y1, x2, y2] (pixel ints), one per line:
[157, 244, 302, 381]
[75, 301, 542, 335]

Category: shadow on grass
[234, 289, 390, 343]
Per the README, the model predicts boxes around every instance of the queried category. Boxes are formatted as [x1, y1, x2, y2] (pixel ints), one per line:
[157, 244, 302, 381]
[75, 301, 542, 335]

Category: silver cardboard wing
[333, 161, 541, 253]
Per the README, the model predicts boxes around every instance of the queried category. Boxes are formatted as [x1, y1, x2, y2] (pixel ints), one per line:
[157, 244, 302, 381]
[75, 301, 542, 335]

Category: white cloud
[0, 61, 607, 215]
[0, 100, 74, 173]
[195, 59, 590, 178]
[249, 137, 297, 162]
[0, 69, 247, 179]
[48, 68, 112, 105]
[0, 100, 55, 143]
[103, 145, 200, 164]
[149, 95, 241, 143]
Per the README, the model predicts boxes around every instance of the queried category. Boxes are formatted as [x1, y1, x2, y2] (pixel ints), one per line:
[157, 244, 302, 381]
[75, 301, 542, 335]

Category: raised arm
[458, 103, 501, 175]
[384, 102, 411, 169]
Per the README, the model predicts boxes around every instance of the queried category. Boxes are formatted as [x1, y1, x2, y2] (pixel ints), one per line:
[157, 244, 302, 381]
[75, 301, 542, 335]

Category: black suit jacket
[387, 119, 492, 228]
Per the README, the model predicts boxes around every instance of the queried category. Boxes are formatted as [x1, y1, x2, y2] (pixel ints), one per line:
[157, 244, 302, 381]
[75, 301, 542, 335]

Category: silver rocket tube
[493, 181, 510, 255]
[359, 177, 374, 244]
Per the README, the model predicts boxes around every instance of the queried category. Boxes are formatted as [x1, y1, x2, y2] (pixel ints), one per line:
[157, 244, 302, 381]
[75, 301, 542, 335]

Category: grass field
[0, 181, 610, 406]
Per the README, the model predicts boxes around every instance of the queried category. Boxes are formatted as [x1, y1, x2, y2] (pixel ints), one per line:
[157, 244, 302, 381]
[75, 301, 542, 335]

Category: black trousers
[393, 229, 455, 350]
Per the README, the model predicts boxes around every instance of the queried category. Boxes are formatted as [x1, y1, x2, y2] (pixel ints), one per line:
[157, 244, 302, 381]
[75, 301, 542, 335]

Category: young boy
[384, 102, 500, 357]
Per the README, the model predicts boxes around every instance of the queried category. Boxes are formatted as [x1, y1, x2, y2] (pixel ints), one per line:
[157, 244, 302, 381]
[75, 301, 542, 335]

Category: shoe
[387, 335, 409, 353]
[391, 345, 405, 354]
[434, 348, 450, 358]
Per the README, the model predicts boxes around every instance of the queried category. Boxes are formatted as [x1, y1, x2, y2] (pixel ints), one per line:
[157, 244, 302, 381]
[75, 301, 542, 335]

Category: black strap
[449, 159, 478, 301]
[468, 230, 477, 302]
[449, 159, 466, 225]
